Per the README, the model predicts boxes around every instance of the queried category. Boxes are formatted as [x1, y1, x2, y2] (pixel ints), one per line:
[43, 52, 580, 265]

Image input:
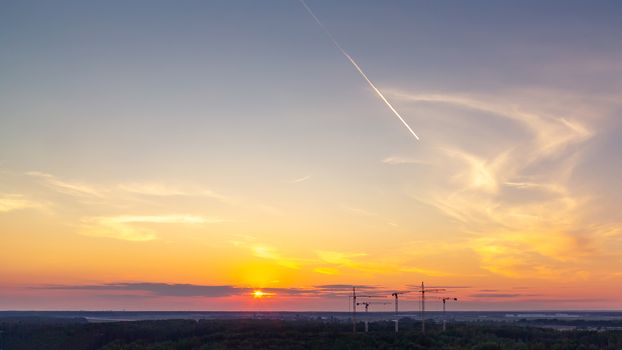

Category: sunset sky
[1, 0, 621, 311]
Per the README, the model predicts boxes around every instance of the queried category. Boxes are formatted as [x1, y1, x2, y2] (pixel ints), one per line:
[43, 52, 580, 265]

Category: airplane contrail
[299, 0, 420, 141]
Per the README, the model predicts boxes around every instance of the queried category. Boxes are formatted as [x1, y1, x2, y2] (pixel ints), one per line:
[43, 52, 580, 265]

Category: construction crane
[356, 301, 390, 333]
[348, 294, 377, 310]
[356, 301, 390, 313]
[350, 286, 376, 334]
[412, 282, 445, 334]
[441, 297, 458, 331]
[390, 291, 411, 316]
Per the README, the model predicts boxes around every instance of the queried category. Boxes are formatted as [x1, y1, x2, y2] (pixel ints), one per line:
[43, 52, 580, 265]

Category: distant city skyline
[1, 0, 621, 311]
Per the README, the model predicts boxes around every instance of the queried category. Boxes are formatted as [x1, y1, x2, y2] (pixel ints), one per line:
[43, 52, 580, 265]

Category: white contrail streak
[299, 0, 420, 141]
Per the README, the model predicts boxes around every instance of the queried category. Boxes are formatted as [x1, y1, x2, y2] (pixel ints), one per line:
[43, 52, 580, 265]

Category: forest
[1, 317, 621, 349]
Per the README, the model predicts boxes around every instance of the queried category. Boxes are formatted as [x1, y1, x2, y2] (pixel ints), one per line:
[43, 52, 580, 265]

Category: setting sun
[252, 290, 275, 299]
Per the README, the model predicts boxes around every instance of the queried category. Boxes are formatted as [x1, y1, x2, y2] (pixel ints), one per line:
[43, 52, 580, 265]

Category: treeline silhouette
[1, 317, 621, 349]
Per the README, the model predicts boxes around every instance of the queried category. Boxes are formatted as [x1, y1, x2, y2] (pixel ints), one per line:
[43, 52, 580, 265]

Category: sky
[1, 0, 621, 311]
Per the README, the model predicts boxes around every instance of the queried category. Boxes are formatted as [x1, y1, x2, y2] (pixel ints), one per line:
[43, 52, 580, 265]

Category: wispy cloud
[27, 171, 235, 204]
[340, 205, 379, 218]
[27, 171, 104, 197]
[116, 182, 234, 204]
[252, 245, 301, 269]
[382, 156, 429, 166]
[387, 88, 620, 279]
[399, 266, 458, 277]
[469, 293, 524, 299]
[314, 284, 378, 291]
[426, 285, 473, 289]
[80, 215, 223, 241]
[38, 283, 316, 298]
[41, 283, 243, 297]
[312, 284, 380, 297]
[0, 193, 46, 213]
[390, 91, 592, 156]
[6, 171, 236, 242]
[36, 282, 381, 299]
[104, 215, 223, 225]
[315, 250, 401, 276]
[288, 175, 312, 184]
[313, 267, 340, 275]
[229, 234, 257, 247]
[340, 205, 398, 227]
[316, 250, 367, 267]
